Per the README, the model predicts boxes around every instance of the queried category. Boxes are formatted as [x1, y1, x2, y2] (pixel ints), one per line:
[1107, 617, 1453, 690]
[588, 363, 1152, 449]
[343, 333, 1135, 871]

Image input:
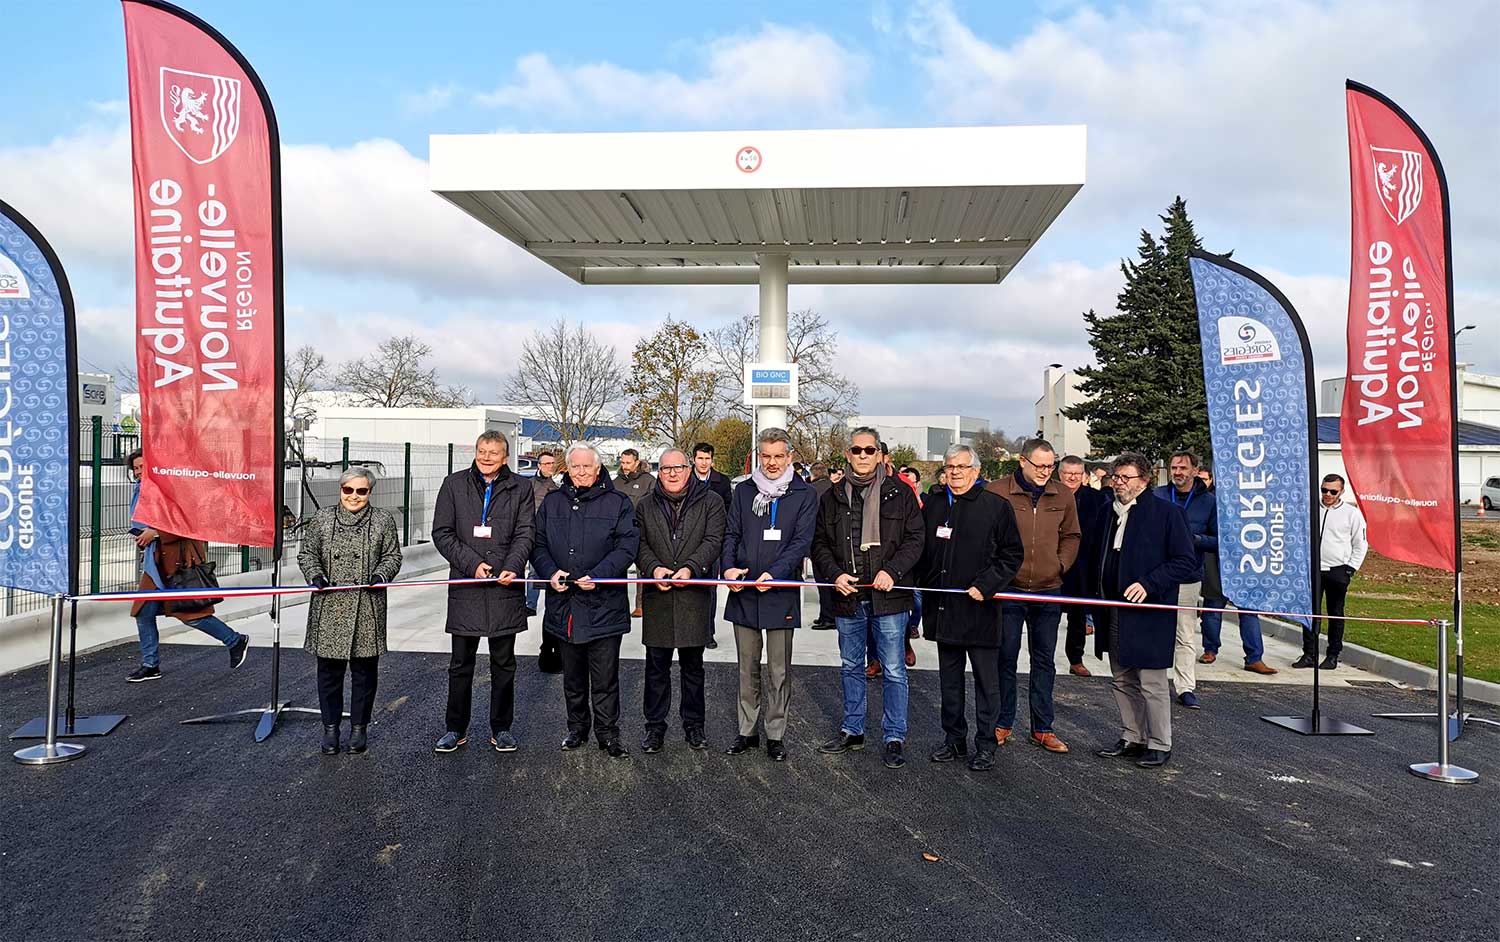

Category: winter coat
[917, 485, 1025, 648]
[1062, 484, 1111, 596]
[616, 469, 655, 508]
[985, 472, 1081, 592]
[635, 480, 726, 648]
[811, 476, 925, 618]
[719, 475, 817, 630]
[432, 464, 535, 638]
[1086, 495, 1200, 669]
[298, 505, 403, 659]
[531, 475, 558, 511]
[533, 469, 639, 644]
[129, 531, 217, 621]
[696, 469, 734, 509]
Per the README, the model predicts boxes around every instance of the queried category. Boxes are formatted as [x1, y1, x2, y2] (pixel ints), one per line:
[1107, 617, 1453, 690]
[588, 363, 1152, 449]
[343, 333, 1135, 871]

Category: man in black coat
[811, 427, 925, 769]
[533, 445, 640, 758]
[918, 444, 1025, 772]
[1058, 455, 1110, 677]
[1087, 453, 1200, 769]
[691, 442, 734, 508]
[431, 431, 534, 755]
[635, 449, 726, 754]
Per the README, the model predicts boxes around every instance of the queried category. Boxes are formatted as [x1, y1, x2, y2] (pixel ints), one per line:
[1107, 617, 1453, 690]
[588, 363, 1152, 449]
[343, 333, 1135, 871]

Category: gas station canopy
[429, 125, 1086, 286]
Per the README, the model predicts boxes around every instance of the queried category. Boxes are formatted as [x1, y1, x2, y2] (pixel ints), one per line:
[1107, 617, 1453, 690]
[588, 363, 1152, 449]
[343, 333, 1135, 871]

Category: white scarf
[750, 464, 795, 517]
[1111, 495, 1138, 550]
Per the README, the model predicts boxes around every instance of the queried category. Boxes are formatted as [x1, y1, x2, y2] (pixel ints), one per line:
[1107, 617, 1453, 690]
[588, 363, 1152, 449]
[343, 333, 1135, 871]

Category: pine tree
[1065, 197, 1217, 464]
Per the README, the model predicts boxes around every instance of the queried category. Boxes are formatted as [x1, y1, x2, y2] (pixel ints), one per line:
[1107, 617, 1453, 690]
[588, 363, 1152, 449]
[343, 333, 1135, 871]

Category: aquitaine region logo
[159, 67, 242, 165]
[1216, 315, 1282, 365]
[1370, 145, 1423, 225]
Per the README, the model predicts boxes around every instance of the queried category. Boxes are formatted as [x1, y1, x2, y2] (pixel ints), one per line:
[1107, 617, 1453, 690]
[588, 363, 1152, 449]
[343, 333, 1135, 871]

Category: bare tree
[705, 308, 859, 456]
[425, 383, 479, 408]
[285, 344, 329, 419]
[501, 319, 625, 442]
[114, 361, 140, 395]
[336, 335, 440, 408]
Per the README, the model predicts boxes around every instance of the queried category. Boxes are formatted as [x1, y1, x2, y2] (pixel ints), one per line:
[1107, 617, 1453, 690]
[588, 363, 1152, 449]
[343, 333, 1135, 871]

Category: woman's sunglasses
[341, 486, 370, 496]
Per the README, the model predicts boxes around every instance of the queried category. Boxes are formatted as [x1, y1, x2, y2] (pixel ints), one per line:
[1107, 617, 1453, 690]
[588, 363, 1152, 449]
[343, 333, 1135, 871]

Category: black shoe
[525, 607, 537, 617]
[433, 731, 466, 753]
[817, 732, 865, 754]
[706, 638, 718, 650]
[228, 634, 250, 670]
[1136, 749, 1172, 768]
[127, 665, 161, 683]
[321, 724, 340, 755]
[1319, 655, 1339, 670]
[766, 739, 787, 762]
[561, 731, 588, 751]
[600, 739, 629, 759]
[725, 734, 760, 755]
[641, 731, 665, 754]
[1291, 654, 1317, 669]
[811, 618, 835, 630]
[883, 741, 906, 769]
[928, 741, 967, 763]
[967, 750, 995, 772]
[538, 641, 563, 674]
[347, 725, 368, 754]
[1096, 739, 1147, 759]
[685, 728, 707, 751]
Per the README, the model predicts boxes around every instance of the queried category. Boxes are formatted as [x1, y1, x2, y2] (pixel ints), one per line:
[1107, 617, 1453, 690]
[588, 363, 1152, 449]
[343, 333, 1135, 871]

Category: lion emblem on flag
[159, 67, 243, 165]
[170, 85, 210, 134]
[1370, 146, 1424, 226]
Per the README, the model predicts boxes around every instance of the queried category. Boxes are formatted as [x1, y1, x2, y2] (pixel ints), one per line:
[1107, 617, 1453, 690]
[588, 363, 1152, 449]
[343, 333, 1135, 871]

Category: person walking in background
[809, 462, 837, 630]
[1295, 474, 1368, 671]
[812, 427, 925, 770]
[529, 449, 561, 673]
[299, 466, 403, 756]
[616, 448, 655, 619]
[1058, 455, 1109, 677]
[919, 444, 1024, 773]
[636, 449, 725, 753]
[691, 441, 733, 649]
[1089, 454, 1200, 769]
[534, 445, 639, 758]
[123, 449, 249, 683]
[1150, 451, 1210, 708]
[431, 432, 534, 755]
[721, 428, 817, 762]
[898, 466, 924, 667]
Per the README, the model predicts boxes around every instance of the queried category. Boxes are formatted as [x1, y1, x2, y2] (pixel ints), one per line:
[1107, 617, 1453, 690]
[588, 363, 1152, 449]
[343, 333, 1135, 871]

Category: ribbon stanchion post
[1408, 620, 1478, 784]
[13, 597, 87, 765]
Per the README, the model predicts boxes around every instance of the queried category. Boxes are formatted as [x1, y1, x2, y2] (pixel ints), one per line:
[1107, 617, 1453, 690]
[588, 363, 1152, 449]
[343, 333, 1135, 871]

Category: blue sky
[3, 0, 1496, 433]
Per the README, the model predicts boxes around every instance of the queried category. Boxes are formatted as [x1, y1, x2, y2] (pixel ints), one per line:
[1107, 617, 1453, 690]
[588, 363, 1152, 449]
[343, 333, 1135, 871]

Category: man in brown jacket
[985, 438, 1080, 753]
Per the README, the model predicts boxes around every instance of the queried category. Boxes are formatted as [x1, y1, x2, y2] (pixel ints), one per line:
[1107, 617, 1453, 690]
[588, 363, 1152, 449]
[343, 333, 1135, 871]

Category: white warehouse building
[847, 415, 990, 461]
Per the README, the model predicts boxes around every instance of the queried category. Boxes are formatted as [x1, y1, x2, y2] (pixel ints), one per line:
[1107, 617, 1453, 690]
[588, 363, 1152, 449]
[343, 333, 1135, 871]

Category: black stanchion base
[181, 703, 337, 743]
[9, 714, 128, 740]
[1370, 711, 1499, 741]
[1262, 715, 1373, 736]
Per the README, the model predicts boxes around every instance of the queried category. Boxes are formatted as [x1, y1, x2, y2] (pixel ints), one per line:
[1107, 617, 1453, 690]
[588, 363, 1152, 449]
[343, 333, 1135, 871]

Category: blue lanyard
[769, 498, 779, 529]
[481, 481, 494, 522]
[944, 486, 956, 527]
[1171, 487, 1194, 511]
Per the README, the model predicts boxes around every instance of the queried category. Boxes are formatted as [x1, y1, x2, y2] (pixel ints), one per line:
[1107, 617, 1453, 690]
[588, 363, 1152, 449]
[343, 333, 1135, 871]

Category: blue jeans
[1201, 600, 1265, 665]
[134, 601, 241, 668]
[834, 600, 909, 742]
[997, 589, 1062, 733]
[525, 563, 541, 612]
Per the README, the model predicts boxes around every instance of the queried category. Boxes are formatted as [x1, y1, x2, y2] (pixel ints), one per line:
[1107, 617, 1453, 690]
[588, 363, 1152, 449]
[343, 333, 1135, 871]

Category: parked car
[1483, 476, 1500, 511]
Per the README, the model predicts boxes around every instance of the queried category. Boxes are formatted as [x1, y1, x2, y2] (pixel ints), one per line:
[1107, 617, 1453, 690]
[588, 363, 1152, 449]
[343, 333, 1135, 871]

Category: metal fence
[1, 422, 460, 617]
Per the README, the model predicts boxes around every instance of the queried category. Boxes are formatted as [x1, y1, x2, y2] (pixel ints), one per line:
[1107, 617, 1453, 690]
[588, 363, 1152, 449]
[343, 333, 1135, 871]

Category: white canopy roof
[430, 125, 1086, 285]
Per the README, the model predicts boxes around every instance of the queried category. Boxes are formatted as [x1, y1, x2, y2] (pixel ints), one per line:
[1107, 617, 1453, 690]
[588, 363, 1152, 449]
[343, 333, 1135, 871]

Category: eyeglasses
[1024, 458, 1057, 473]
[848, 445, 880, 457]
[943, 464, 977, 474]
[1111, 473, 1145, 482]
[341, 485, 370, 496]
[1321, 488, 1341, 496]
[660, 464, 690, 473]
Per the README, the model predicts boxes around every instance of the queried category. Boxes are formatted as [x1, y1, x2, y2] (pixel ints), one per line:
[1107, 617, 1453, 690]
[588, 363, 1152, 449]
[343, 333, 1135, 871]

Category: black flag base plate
[1370, 710, 1500, 741]
[181, 703, 336, 743]
[1262, 714, 1374, 736]
[10, 713, 128, 739]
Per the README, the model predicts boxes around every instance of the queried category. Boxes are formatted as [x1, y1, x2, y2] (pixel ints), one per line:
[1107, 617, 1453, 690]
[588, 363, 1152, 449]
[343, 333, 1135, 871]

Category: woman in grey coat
[635, 450, 725, 754]
[299, 466, 403, 755]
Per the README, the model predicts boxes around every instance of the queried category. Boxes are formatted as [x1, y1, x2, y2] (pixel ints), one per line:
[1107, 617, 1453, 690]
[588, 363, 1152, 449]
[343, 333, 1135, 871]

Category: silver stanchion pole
[13, 595, 87, 766]
[1409, 619, 1477, 784]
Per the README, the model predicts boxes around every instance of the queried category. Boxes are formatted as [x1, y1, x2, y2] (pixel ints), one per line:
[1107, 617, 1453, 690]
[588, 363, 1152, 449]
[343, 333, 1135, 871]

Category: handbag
[165, 545, 225, 613]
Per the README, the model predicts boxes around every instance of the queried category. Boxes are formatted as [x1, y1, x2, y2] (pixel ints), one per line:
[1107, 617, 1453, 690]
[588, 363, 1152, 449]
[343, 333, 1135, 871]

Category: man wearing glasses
[1057, 455, 1110, 677]
[985, 438, 1080, 754]
[1088, 454, 1200, 769]
[919, 444, 1024, 772]
[1295, 474, 1368, 670]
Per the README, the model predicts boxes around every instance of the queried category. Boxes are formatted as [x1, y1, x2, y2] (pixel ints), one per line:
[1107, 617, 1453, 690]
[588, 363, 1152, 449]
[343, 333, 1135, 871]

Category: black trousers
[1310, 570, 1351, 657]
[446, 634, 516, 736]
[937, 642, 1001, 752]
[644, 645, 706, 734]
[317, 655, 379, 725]
[560, 634, 623, 742]
[1062, 603, 1089, 666]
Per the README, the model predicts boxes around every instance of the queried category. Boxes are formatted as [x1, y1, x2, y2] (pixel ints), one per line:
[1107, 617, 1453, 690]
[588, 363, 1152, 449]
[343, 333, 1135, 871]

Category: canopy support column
[756, 253, 789, 433]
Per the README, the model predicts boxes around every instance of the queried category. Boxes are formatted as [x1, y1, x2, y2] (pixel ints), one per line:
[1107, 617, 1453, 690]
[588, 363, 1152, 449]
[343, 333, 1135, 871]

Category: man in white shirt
[1294, 474, 1368, 671]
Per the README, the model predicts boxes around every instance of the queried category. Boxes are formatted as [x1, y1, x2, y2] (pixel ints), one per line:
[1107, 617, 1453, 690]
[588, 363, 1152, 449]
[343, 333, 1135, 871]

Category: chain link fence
[1, 421, 459, 618]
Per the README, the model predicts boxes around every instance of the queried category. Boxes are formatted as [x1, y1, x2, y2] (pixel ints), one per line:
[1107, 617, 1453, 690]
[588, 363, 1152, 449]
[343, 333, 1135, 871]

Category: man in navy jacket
[1059, 455, 1110, 676]
[1090, 453, 1200, 769]
[720, 428, 817, 762]
[1151, 450, 1212, 708]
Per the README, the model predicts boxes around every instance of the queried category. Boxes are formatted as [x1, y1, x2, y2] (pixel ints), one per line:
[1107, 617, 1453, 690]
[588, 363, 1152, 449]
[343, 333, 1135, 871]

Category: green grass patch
[1340, 579, 1500, 684]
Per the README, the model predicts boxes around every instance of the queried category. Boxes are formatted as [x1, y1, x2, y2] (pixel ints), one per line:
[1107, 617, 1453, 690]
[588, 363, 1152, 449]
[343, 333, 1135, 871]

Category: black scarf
[1016, 468, 1046, 506]
[655, 476, 694, 532]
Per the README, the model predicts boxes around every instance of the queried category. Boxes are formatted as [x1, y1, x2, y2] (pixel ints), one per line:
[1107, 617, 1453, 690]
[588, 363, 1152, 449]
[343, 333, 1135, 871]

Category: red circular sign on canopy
[735, 146, 761, 173]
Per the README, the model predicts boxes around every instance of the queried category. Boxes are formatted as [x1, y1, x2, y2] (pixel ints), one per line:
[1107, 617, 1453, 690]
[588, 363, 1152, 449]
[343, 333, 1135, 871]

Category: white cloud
[474, 24, 873, 127]
[398, 83, 458, 117]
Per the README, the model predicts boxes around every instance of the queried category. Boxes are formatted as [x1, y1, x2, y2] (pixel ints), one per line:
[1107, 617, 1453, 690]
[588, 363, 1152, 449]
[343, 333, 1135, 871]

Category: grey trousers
[1109, 654, 1172, 751]
[734, 625, 793, 740]
[1173, 582, 1203, 694]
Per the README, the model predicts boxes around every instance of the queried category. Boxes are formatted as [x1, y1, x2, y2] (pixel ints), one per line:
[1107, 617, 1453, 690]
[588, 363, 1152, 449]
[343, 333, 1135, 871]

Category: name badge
[473, 525, 493, 539]
[936, 525, 953, 540]
[764, 528, 782, 541]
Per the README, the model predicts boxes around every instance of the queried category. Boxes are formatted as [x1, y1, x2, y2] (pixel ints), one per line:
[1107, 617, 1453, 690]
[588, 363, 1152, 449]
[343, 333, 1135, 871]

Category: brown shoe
[904, 642, 916, 668]
[1198, 651, 1216, 664]
[631, 608, 643, 618]
[1069, 663, 1092, 677]
[1031, 732, 1070, 753]
[1245, 661, 1279, 675]
[866, 661, 882, 679]
[994, 727, 1012, 747]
